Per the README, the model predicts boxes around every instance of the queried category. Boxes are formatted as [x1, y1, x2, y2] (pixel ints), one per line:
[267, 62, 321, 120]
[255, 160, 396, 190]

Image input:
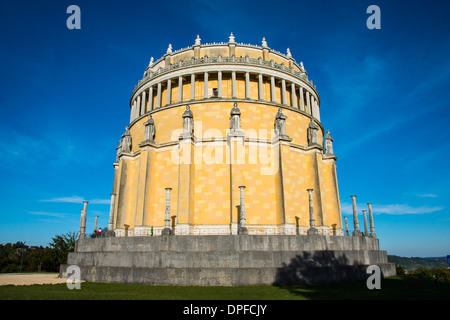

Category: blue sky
[0, 0, 449, 257]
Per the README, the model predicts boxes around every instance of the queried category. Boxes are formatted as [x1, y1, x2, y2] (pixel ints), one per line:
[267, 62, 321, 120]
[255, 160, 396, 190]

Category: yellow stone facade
[109, 35, 343, 236]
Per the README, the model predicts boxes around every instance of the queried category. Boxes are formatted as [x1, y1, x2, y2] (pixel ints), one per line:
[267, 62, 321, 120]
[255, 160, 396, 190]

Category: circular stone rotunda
[61, 34, 396, 286]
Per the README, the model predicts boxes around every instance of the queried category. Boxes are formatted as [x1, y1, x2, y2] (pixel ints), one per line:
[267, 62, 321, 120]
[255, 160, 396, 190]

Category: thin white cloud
[89, 199, 111, 205]
[341, 202, 443, 215]
[416, 194, 438, 198]
[28, 211, 70, 217]
[375, 204, 443, 215]
[40, 196, 110, 205]
[40, 196, 85, 203]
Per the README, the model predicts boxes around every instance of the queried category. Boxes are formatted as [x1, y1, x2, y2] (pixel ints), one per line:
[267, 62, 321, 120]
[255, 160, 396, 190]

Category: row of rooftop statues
[116, 103, 335, 159]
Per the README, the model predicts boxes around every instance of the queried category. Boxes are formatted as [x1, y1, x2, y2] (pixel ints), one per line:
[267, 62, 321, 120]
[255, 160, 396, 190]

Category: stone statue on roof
[230, 102, 242, 132]
[307, 118, 319, 146]
[274, 108, 288, 138]
[121, 126, 132, 152]
[144, 114, 156, 142]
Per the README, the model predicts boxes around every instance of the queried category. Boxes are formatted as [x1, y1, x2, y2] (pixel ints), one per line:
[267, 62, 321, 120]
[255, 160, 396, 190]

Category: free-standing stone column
[140, 91, 147, 115]
[162, 188, 172, 235]
[238, 186, 248, 235]
[351, 195, 363, 236]
[245, 72, 250, 99]
[156, 82, 162, 108]
[232, 71, 237, 98]
[204, 72, 209, 99]
[310, 95, 315, 118]
[362, 210, 369, 236]
[367, 203, 377, 238]
[148, 86, 154, 110]
[291, 83, 297, 109]
[217, 71, 222, 98]
[129, 100, 136, 123]
[136, 95, 141, 117]
[344, 216, 349, 236]
[166, 79, 172, 106]
[270, 76, 276, 103]
[281, 79, 287, 105]
[178, 76, 183, 103]
[78, 201, 88, 239]
[78, 209, 86, 240]
[307, 189, 318, 235]
[94, 216, 99, 232]
[105, 193, 116, 237]
[305, 90, 311, 114]
[258, 73, 264, 100]
[299, 86, 305, 111]
[190, 74, 195, 100]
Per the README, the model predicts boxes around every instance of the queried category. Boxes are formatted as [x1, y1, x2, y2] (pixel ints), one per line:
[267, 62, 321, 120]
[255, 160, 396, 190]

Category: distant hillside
[388, 255, 448, 271]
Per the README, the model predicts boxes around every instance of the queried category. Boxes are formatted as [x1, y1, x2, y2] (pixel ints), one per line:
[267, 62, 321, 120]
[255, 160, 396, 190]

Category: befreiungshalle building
[110, 34, 341, 237]
[63, 34, 395, 286]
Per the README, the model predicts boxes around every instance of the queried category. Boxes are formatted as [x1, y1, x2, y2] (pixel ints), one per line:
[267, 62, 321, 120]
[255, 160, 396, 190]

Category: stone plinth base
[60, 235, 396, 286]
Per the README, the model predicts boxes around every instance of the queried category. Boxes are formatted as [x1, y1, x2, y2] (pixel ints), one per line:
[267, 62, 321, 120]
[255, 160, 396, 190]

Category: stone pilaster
[177, 133, 194, 235]
[105, 193, 116, 237]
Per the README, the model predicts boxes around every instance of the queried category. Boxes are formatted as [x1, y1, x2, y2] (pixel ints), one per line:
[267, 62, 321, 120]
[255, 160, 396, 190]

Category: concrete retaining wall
[60, 235, 396, 285]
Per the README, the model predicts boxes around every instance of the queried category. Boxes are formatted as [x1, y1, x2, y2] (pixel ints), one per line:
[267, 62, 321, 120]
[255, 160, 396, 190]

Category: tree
[48, 231, 78, 265]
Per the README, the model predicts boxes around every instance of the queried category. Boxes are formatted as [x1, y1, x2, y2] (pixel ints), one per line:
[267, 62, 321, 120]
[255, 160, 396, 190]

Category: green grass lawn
[0, 276, 449, 300]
